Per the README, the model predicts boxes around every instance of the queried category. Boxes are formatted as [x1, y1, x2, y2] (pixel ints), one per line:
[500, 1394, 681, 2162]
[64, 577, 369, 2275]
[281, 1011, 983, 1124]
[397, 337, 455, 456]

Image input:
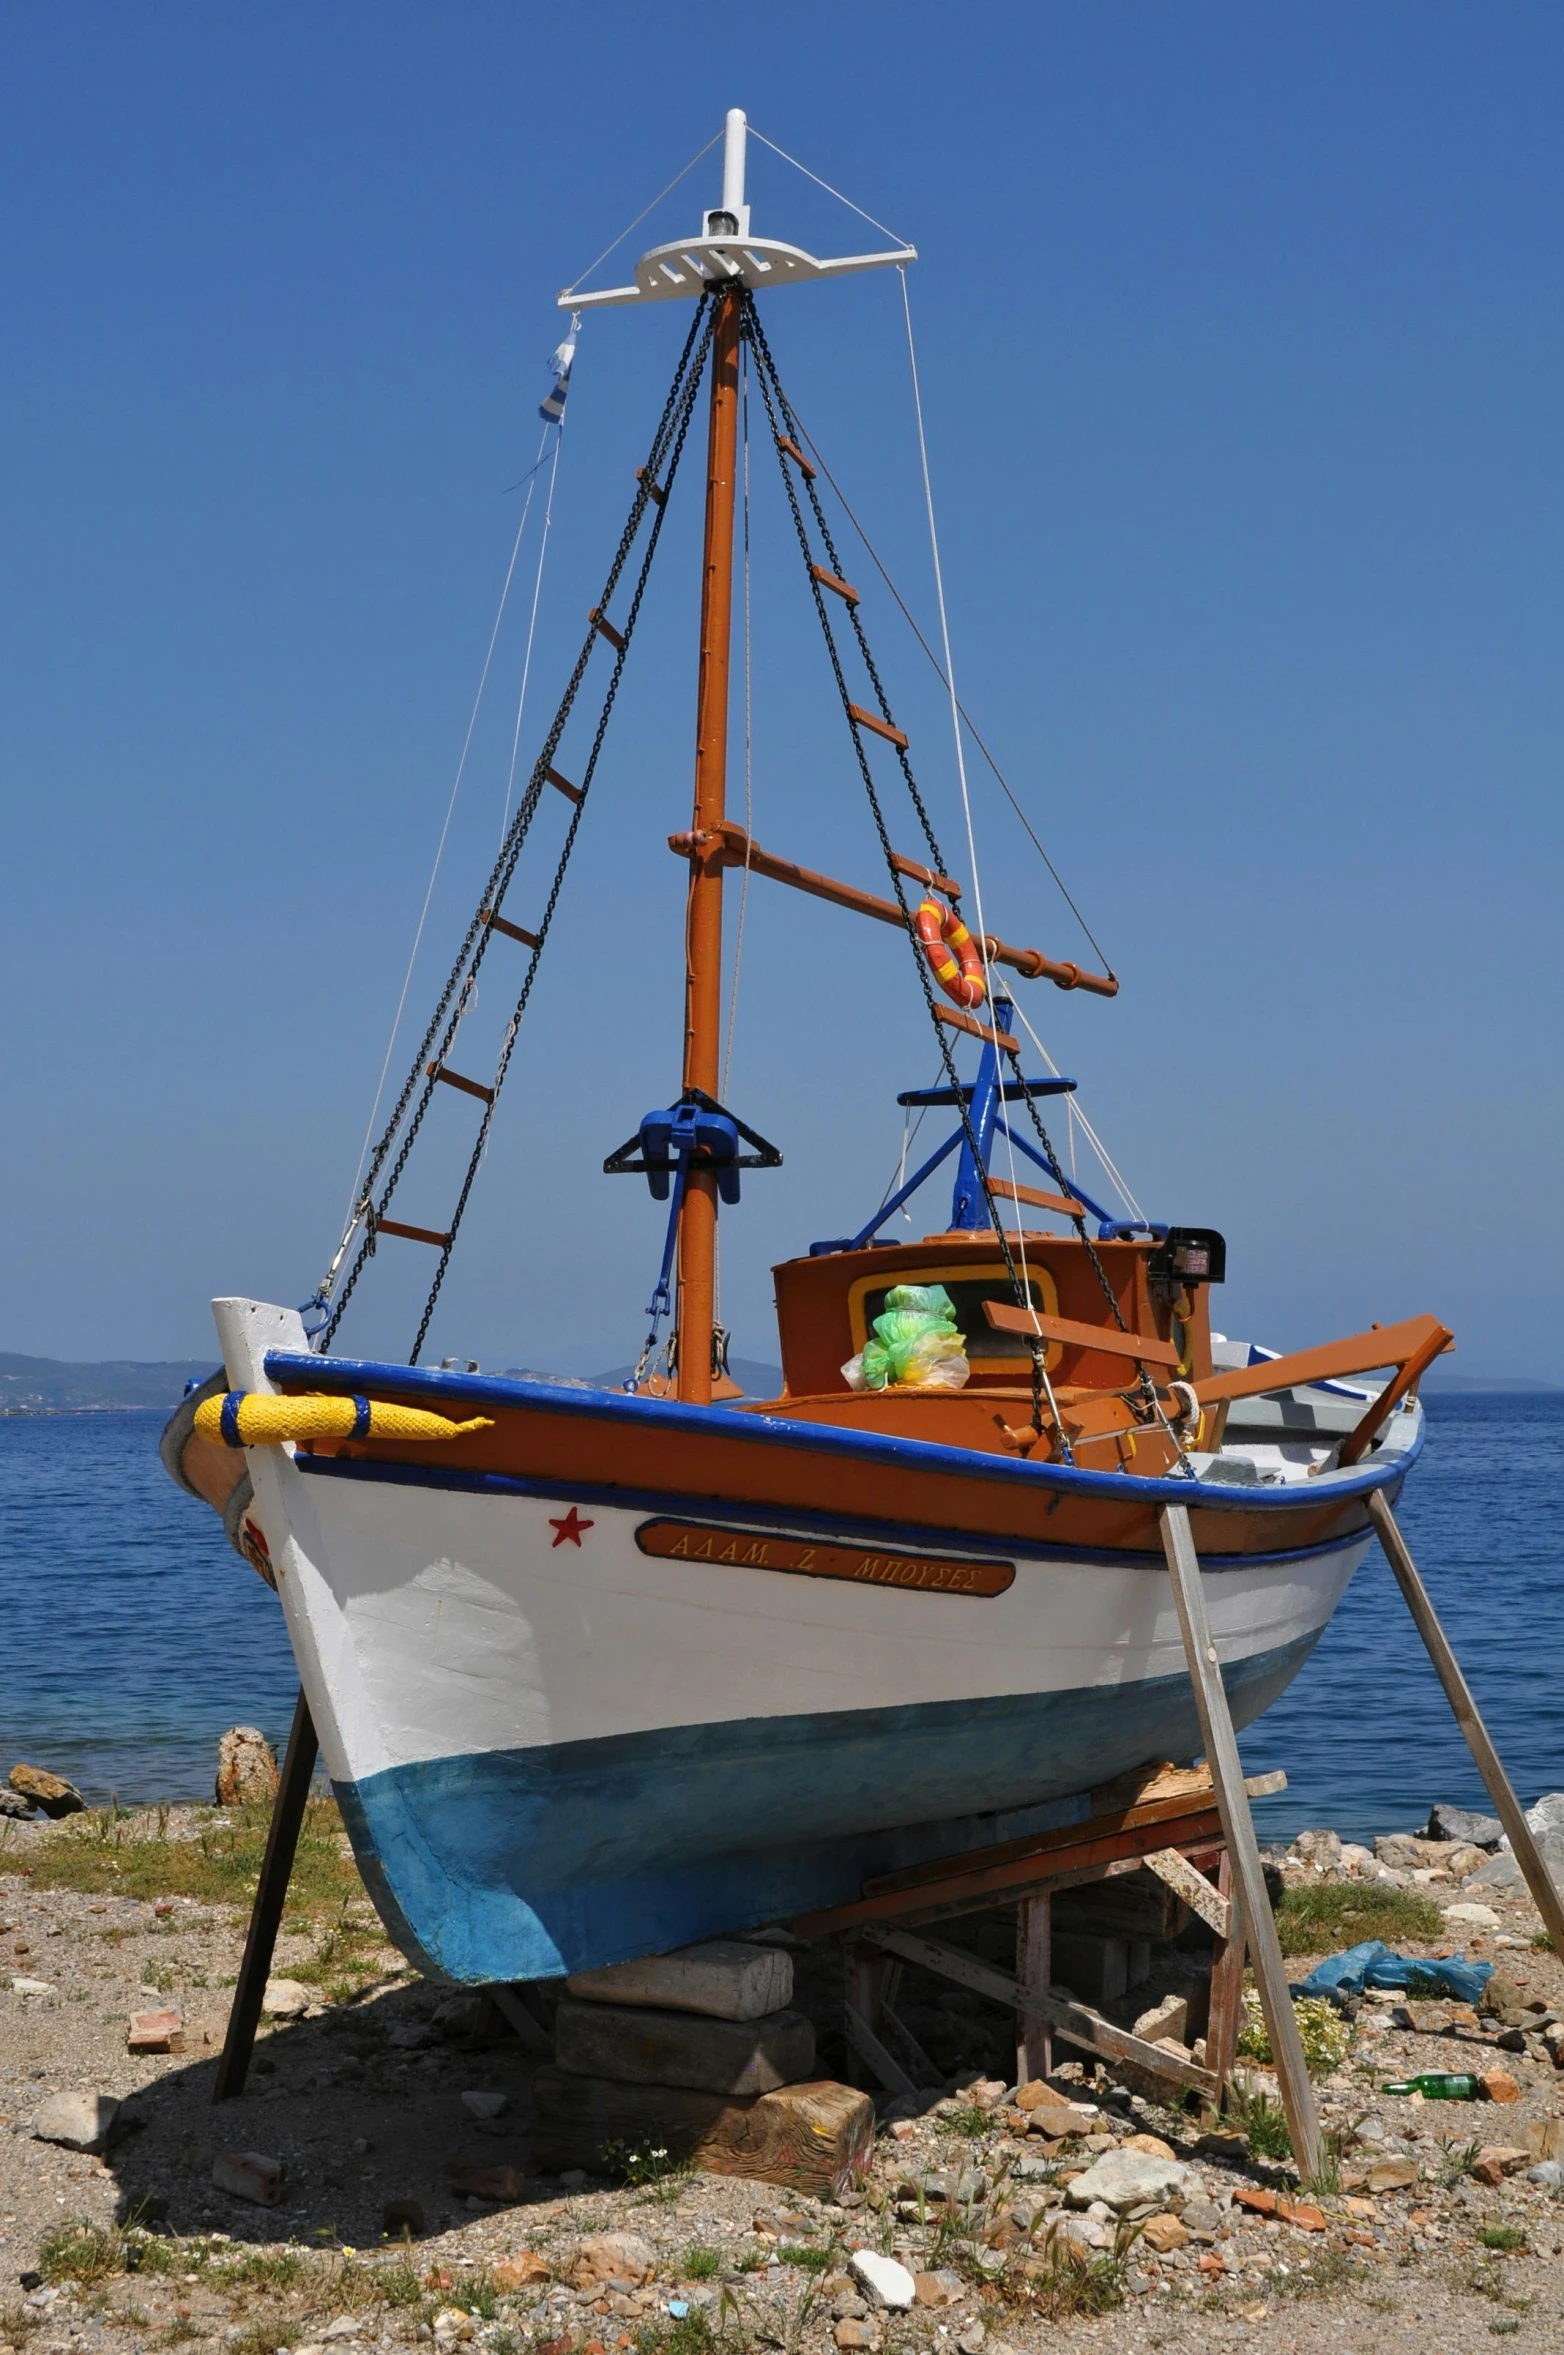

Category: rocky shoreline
[2, 1794, 1562, 2355]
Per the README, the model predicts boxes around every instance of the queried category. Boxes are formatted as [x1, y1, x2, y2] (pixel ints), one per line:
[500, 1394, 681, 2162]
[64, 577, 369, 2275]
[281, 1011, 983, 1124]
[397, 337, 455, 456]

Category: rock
[553, 1996, 815, 2096]
[446, 2157, 527, 2200]
[1291, 1828, 1342, 1870]
[1471, 1851, 1525, 1892]
[8, 1764, 85, 1818]
[1366, 2157, 1419, 2193]
[214, 1727, 279, 1809]
[492, 2251, 551, 2290]
[1234, 2186, 1278, 2215]
[12, 1976, 57, 1996]
[127, 2008, 184, 2054]
[955, 2324, 985, 2355]
[261, 1978, 313, 2018]
[913, 2270, 964, 2307]
[34, 2092, 119, 2152]
[1339, 1841, 1374, 1874]
[1442, 1843, 1489, 1881]
[459, 2090, 507, 2120]
[1480, 1973, 1528, 2022]
[570, 2234, 657, 2290]
[849, 2251, 916, 2310]
[0, 1788, 37, 1819]
[212, 2151, 285, 2206]
[1373, 1833, 1428, 1869]
[1065, 2149, 1193, 2213]
[1443, 1902, 1500, 1929]
[381, 2199, 425, 2237]
[1132, 1996, 1189, 2047]
[1139, 2213, 1189, 2253]
[1121, 2131, 1176, 2159]
[320, 2320, 363, 2342]
[566, 1938, 793, 2021]
[1428, 1805, 1503, 1850]
[834, 2324, 875, 2351]
[1478, 2069, 1520, 2102]
[1525, 1792, 1564, 1838]
[1520, 2118, 1564, 2161]
[432, 2310, 474, 2345]
[1283, 2200, 1327, 2231]
[1528, 2161, 1564, 2189]
[1473, 2145, 1531, 2179]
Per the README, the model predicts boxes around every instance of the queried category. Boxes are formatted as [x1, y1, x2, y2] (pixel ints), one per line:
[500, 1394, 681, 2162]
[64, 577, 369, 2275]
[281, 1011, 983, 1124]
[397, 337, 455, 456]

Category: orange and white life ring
[915, 897, 986, 1010]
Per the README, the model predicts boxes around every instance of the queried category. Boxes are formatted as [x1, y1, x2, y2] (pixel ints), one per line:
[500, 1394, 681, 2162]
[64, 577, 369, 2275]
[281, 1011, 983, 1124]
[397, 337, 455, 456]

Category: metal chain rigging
[318, 295, 717, 1357]
[740, 298, 1058, 1429]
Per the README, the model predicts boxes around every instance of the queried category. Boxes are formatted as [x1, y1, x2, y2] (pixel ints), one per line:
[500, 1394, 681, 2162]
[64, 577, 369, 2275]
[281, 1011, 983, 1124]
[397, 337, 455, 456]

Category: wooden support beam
[426, 1062, 495, 1106]
[812, 563, 860, 606]
[843, 2002, 914, 2097]
[1143, 1847, 1231, 1939]
[1338, 1322, 1453, 1465]
[935, 1003, 1018, 1052]
[987, 1175, 1086, 1221]
[1159, 1503, 1322, 2180]
[214, 1689, 317, 2100]
[546, 766, 584, 805]
[1015, 1894, 1052, 2084]
[374, 1217, 452, 1248]
[984, 1299, 1181, 1368]
[849, 703, 909, 750]
[482, 909, 540, 948]
[866, 1924, 1219, 2102]
[589, 608, 626, 652]
[1367, 1490, 1564, 1955]
[1192, 1314, 1452, 1408]
[778, 434, 817, 480]
[1204, 1850, 1245, 2094]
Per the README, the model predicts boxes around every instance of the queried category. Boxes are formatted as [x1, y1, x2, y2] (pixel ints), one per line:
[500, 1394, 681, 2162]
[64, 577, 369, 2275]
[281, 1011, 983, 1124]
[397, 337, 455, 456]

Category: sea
[0, 1394, 1559, 1844]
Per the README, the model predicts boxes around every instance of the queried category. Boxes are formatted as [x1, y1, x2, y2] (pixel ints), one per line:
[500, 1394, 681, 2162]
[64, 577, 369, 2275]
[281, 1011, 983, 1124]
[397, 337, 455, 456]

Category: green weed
[940, 2103, 994, 2139]
[1000, 2219, 1132, 2319]
[1478, 2226, 1527, 2254]
[634, 2305, 746, 2355]
[23, 1796, 364, 1917]
[1438, 2136, 1483, 2187]
[678, 2249, 722, 2281]
[1226, 2084, 1292, 2160]
[776, 2244, 832, 2272]
[38, 2220, 124, 2285]
[1274, 1882, 1442, 1956]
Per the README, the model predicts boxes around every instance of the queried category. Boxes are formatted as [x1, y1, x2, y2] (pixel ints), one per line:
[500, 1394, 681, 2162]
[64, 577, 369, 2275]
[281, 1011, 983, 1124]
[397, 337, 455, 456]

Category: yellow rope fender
[193, 1392, 494, 1448]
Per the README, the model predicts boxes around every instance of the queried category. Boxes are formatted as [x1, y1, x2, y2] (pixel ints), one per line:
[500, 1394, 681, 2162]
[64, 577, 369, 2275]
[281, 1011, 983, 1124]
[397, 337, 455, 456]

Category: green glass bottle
[1381, 2072, 1481, 2100]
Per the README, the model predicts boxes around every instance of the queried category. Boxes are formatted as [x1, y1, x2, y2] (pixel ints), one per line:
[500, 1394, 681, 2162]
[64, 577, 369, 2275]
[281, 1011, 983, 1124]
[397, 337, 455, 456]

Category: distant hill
[1422, 1373, 1562, 1394]
[503, 1359, 786, 1399]
[0, 1352, 216, 1413]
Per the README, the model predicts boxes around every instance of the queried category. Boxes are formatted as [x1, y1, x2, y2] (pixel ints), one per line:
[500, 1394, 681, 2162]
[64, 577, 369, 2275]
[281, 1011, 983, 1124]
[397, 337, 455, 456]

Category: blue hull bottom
[335, 1632, 1314, 1983]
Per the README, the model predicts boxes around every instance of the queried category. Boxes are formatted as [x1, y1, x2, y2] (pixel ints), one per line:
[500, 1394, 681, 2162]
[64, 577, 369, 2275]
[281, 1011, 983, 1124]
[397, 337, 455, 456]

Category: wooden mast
[675, 276, 743, 1404]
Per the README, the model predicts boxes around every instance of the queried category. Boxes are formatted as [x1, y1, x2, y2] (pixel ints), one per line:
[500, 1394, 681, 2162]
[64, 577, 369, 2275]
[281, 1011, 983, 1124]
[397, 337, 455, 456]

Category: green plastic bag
[843, 1283, 971, 1393]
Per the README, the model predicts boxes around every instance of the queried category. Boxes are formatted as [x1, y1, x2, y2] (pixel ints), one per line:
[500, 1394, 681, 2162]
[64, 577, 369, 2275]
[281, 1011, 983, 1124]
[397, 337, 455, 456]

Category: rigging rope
[318, 297, 716, 1354]
[499, 407, 569, 846]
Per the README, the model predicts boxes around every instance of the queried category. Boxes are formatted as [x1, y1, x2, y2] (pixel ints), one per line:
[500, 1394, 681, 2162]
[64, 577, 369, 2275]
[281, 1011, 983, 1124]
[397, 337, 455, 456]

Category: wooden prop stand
[213, 1687, 318, 2101]
[1158, 1503, 1323, 2181]
[675, 283, 742, 1406]
[1367, 1491, 1564, 1955]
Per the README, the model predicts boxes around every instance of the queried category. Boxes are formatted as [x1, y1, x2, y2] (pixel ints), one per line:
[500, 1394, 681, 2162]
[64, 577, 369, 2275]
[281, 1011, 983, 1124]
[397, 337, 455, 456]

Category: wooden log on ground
[529, 2069, 873, 2198]
[565, 1939, 792, 2021]
[553, 1998, 815, 2096]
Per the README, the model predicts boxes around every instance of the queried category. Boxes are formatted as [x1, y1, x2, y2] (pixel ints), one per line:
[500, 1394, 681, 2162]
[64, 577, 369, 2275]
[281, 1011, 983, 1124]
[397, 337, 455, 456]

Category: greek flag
[539, 325, 577, 424]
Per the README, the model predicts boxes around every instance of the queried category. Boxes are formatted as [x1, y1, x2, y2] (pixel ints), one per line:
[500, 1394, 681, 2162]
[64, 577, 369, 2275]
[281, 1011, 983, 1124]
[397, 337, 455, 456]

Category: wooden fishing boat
[163, 112, 1449, 1988]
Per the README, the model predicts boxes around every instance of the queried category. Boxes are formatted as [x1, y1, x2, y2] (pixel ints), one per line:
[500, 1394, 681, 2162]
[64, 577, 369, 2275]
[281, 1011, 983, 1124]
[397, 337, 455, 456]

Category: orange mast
[675, 282, 743, 1404]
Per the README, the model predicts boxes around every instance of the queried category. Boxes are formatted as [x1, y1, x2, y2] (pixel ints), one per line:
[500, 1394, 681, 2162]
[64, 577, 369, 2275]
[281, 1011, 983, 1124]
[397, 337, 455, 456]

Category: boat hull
[211, 1300, 1412, 1984]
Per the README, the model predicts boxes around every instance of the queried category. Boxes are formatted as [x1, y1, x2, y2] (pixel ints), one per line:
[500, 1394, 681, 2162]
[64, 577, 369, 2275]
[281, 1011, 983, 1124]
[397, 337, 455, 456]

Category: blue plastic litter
[667, 2302, 690, 2319]
[1293, 1939, 1494, 2006]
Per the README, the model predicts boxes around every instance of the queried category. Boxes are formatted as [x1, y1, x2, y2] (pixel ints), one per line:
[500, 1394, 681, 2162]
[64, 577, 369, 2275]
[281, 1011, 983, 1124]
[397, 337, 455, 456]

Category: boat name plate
[634, 1518, 1014, 1597]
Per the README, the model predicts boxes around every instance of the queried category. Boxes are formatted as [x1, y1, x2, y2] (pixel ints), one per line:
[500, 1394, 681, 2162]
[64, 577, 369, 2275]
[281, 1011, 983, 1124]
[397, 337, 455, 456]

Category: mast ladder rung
[987, 1176, 1084, 1220]
[935, 1003, 1018, 1052]
[546, 766, 584, 805]
[427, 1062, 496, 1106]
[812, 563, 860, 607]
[635, 466, 667, 507]
[590, 608, 626, 653]
[891, 851, 962, 899]
[849, 703, 908, 750]
[778, 434, 817, 481]
[481, 909, 540, 948]
[374, 1217, 453, 1249]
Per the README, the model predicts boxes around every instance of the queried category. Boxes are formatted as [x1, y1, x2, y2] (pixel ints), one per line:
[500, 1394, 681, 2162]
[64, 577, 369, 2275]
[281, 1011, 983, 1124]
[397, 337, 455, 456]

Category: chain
[320, 298, 715, 1352]
[741, 300, 1057, 1439]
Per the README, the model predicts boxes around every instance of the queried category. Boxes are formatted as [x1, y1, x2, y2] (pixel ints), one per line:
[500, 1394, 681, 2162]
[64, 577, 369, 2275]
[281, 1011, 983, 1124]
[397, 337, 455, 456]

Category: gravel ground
[2, 1812, 1561, 2355]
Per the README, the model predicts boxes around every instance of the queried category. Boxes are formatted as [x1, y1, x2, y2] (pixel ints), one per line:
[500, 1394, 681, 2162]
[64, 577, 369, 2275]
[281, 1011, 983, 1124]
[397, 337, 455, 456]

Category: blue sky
[2, 3, 1560, 1378]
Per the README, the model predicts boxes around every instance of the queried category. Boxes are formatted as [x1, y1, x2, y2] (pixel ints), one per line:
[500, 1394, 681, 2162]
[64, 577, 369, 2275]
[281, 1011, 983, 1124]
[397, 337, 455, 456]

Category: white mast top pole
[721, 109, 747, 218]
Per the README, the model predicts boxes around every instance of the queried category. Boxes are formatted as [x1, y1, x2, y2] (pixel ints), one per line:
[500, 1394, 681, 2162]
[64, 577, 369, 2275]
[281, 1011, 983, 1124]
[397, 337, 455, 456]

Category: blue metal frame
[809, 995, 1150, 1251]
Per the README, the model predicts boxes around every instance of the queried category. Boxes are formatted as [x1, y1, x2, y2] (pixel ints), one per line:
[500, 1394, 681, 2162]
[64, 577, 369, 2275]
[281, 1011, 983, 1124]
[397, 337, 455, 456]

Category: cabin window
[847, 1264, 1061, 1372]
